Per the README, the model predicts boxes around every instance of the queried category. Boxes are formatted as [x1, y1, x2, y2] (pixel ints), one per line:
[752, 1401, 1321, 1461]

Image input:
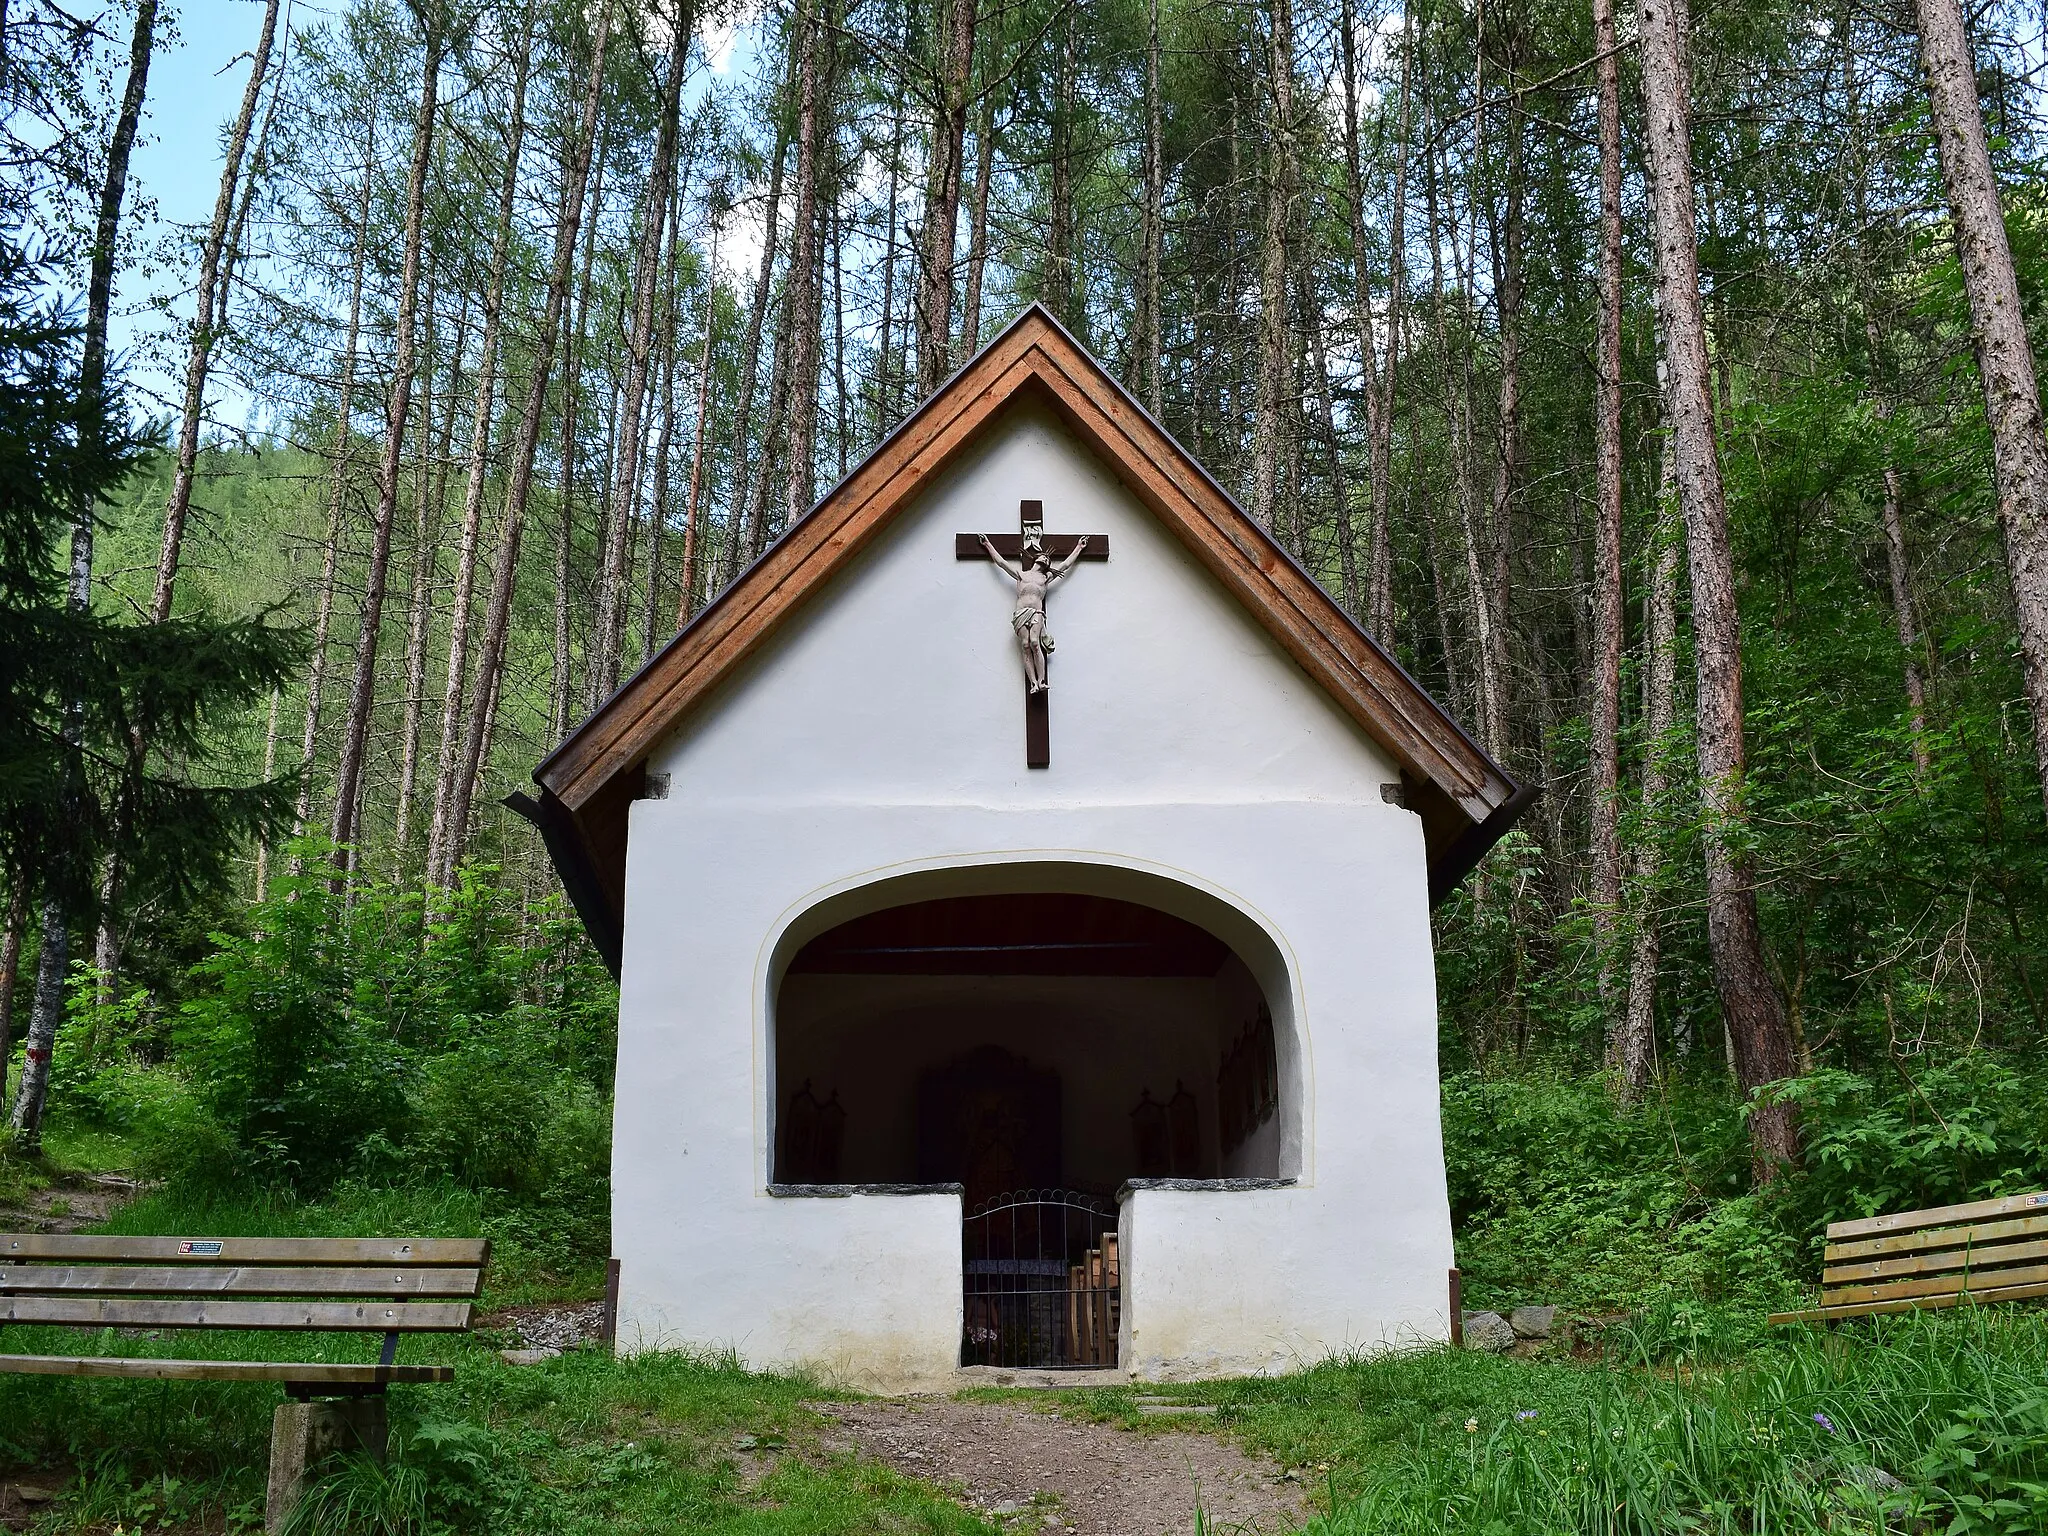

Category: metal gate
[962, 1190, 1119, 1369]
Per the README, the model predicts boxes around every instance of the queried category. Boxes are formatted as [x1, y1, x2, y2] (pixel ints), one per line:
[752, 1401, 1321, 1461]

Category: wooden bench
[0, 1233, 489, 1530]
[1770, 1191, 2048, 1325]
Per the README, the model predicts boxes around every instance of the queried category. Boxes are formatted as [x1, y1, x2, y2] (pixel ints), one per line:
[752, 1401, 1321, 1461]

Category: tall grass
[1316, 1310, 2048, 1534]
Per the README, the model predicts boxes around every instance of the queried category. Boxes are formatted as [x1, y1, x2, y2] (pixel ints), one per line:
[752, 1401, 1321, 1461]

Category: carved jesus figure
[978, 533, 1090, 693]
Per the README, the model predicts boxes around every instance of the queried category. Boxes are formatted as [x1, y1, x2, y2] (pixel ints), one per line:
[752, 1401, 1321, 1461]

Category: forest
[5, 0, 2048, 1524]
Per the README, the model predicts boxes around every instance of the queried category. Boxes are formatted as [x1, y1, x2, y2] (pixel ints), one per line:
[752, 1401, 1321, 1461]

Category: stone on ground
[1509, 1305, 1556, 1339]
[1461, 1310, 1517, 1352]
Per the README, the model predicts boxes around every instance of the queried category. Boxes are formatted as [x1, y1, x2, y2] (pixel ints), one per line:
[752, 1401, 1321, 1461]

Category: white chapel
[522, 305, 1531, 1389]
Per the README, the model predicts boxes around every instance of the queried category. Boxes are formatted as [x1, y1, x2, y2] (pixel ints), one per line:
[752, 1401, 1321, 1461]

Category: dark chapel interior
[773, 891, 1280, 1209]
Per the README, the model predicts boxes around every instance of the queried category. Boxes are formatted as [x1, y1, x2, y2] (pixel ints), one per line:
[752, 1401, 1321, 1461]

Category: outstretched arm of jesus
[979, 533, 1023, 579]
[1049, 535, 1090, 581]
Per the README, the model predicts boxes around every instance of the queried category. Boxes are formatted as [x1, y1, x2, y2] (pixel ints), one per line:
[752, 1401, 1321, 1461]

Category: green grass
[6, 1157, 2047, 1534]
[0, 1175, 997, 1535]
[988, 1311, 2048, 1535]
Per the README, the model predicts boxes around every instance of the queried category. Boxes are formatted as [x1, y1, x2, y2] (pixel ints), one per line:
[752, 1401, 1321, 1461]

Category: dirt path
[818, 1398, 1309, 1535]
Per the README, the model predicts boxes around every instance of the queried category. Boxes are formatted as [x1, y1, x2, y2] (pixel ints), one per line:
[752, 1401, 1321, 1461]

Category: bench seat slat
[1825, 1213, 2048, 1264]
[1826, 1192, 2048, 1242]
[1769, 1276, 2048, 1325]
[0, 1354, 455, 1385]
[1, 1297, 473, 1332]
[1823, 1236, 2048, 1285]
[0, 1236, 488, 1266]
[0, 1266, 483, 1299]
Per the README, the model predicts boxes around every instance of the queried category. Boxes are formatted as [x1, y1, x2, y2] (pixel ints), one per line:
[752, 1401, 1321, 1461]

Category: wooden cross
[956, 499, 1109, 768]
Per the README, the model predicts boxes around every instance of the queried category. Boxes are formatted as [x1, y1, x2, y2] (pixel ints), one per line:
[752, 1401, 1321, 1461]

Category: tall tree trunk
[1045, 7, 1077, 322]
[744, 293, 793, 557]
[1487, 39, 1524, 758]
[1639, 0, 1798, 1172]
[253, 687, 282, 900]
[874, 110, 901, 424]
[1872, 388, 1933, 776]
[0, 885, 24, 1117]
[1336, 0, 1380, 619]
[1591, 0, 1627, 1052]
[1140, 0, 1162, 415]
[330, 16, 447, 857]
[14, 0, 156, 1148]
[552, 126, 610, 738]
[962, 77, 996, 359]
[1914, 0, 2048, 800]
[916, 0, 976, 394]
[445, 0, 614, 877]
[1427, 130, 1504, 761]
[678, 218, 719, 626]
[1620, 440, 1681, 1099]
[1251, 0, 1295, 533]
[643, 183, 683, 661]
[293, 128, 376, 855]
[719, 84, 791, 589]
[782, 0, 825, 526]
[427, 0, 535, 886]
[395, 283, 464, 868]
[151, 0, 279, 624]
[593, 12, 692, 707]
[1368, 10, 1411, 642]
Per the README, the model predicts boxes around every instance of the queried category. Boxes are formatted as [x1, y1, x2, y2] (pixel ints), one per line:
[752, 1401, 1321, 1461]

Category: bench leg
[265, 1397, 388, 1533]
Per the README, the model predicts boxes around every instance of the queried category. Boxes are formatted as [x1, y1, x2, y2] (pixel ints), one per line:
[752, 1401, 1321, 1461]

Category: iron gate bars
[962, 1189, 1119, 1369]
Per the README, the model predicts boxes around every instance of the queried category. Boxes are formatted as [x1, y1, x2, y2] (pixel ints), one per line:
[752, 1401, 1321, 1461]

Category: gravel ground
[818, 1398, 1309, 1535]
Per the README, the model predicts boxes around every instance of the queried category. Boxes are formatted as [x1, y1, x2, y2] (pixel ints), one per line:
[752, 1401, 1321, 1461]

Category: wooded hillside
[5, 0, 2047, 1173]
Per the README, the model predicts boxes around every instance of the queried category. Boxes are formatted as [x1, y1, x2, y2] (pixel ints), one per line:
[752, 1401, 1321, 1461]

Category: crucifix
[956, 499, 1109, 768]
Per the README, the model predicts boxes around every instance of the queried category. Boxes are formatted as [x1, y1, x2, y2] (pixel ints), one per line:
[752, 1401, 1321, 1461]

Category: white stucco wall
[610, 401, 1456, 1389]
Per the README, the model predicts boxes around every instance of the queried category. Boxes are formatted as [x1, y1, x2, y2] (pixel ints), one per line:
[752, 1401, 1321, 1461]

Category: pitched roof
[519, 304, 1532, 973]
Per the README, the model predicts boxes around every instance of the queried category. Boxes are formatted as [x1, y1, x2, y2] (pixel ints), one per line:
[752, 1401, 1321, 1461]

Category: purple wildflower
[1516, 1410, 1539, 1421]
[1813, 1413, 1837, 1434]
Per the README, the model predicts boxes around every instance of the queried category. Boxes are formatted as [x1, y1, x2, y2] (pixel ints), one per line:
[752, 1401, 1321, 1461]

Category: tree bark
[293, 128, 376, 855]
[1251, 0, 1295, 533]
[151, 0, 279, 625]
[1140, 0, 1163, 416]
[962, 75, 996, 360]
[1368, 11, 1412, 642]
[916, 0, 976, 395]
[593, 9, 692, 707]
[446, 0, 614, 878]
[1914, 0, 2048, 798]
[1620, 441, 1681, 1099]
[551, 125, 610, 739]
[0, 884, 24, 1116]
[330, 14, 447, 857]
[252, 686, 282, 900]
[643, 181, 683, 662]
[1427, 129, 1504, 761]
[14, 0, 156, 1149]
[782, 0, 825, 526]
[1639, 0, 1798, 1172]
[718, 79, 791, 589]
[1045, 7, 1077, 322]
[1336, 0, 1379, 618]
[426, 0, 535, 886]
[395, 281, 464, 869]
[678, 217, 719, 627]
[1591, 0, 1627, 1049]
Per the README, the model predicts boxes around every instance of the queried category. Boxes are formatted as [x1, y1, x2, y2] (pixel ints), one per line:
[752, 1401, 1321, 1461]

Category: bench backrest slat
[1824, 1212, 2048, 1264]
[1826, 1191, 2048, 1242]
[1824, 1234, 2048, 1286]
[0, 1265, 483, 1299]
[0, 1235, 488, 1266]
[2, 1297, 474, 1332]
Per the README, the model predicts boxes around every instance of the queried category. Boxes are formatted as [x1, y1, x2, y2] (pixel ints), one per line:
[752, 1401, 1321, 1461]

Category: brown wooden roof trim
[531, 305, 1527, 949]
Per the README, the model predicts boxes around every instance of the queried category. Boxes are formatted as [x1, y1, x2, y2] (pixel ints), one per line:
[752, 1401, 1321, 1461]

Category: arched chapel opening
[771, 886, 1290, 1201]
